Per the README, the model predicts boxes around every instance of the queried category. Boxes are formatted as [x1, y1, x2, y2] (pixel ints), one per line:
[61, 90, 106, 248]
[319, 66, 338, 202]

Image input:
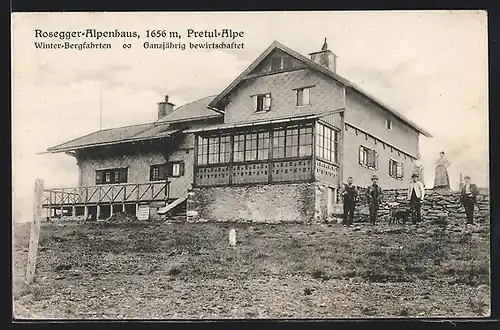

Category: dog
[389, 208, 411, 225]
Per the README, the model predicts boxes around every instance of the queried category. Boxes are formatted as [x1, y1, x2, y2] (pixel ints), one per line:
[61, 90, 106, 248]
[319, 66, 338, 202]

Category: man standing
[366, 174, 382, 225]
[341, 176, 358, 226]
[460, 175, 479, 224]
[407, 173, 425, 224]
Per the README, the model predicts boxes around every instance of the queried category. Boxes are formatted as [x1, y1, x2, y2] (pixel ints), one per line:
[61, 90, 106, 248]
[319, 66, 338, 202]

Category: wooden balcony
[41, 181, 170, 208]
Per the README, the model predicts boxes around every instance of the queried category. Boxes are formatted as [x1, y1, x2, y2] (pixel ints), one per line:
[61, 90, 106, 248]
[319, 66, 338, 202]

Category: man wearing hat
[407, 173, 425, 224]
[366, 174, 383, 225]
[460, 175, 479, 224]
[341, 176, 358, 226]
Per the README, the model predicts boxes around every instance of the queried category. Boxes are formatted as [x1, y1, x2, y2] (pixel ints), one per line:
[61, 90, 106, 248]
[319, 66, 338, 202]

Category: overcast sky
[12, 11, 488, 222]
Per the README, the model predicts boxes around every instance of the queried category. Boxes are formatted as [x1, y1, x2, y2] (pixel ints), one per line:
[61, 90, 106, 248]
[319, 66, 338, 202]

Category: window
[389, 159, 404, 179]
[219, 135, 231, 163]
[324, 128, 331, 162]
[257, 131, 270, 160]
[197, 135, 231, 165]
[272, 123, 313, 159]
[150, 164, 167, 181]
[282, 57, 293, 70]
[285, 125, 299, 158]
[359, 146, 378, 170]
[315, 122, 339, 163]
[386, 119, 392, 131]
[253, 93, 272, 112]
[96, 168, 128, 185]
[333, 130, 339, 162]
[208, 137, 219, 164]
[271, 57, 282, 71]
[233, 133, 245, 162]
[296, 87, 311, 106]
[245, 132, 258, 161]
[272, 127, 286, 159]
[234, 130, 269, 162]
[172, 163, 180, 176]
[167, 162, 185, 177]
[197, 136, 208, 165]
[298, 124, 313, 156]
[195, 123, 313, 166]
[152, 167, 159, 180]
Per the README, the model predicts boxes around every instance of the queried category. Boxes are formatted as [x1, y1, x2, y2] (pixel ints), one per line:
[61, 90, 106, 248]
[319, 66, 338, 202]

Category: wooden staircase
[158, 196, 187, 222]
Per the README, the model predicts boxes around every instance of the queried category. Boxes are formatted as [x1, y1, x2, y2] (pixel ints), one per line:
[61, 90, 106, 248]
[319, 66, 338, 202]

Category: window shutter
[121, 168, 128, 183]
[389, 160, 393, 177]
[167, 163, 173, 177]
[158, 164, 166, 180]
[397, 163, 403, 179]
[358, 146, 363, 165]
[303, 88, 310, 105]
[179, 162, 185, 176]
[375, 152, 379, 169]
[96, 171, 103, 184]
[252, 95, 258, 111]
[264, 94, 271, 110]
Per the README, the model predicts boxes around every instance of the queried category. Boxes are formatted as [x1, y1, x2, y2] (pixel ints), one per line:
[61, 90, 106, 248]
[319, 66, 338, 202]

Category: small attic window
[271, 57, 282, 71]
[386, 119, 393, 131]
[283, 57, 293, 70]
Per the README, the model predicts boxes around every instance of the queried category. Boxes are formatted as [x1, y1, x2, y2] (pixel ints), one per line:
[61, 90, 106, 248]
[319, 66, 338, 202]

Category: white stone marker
[229, 228, 236, 246]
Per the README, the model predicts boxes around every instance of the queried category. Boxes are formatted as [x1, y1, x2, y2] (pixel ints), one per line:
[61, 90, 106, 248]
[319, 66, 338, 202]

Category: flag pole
[99, 91, 103, 131]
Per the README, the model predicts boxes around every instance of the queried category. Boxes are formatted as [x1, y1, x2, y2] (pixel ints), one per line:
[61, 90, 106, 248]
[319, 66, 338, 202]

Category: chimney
[309, 38, 337, 73]
[157, 95, 175, 119]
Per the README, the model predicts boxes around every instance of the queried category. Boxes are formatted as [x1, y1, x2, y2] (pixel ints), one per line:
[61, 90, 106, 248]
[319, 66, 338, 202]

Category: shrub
[311, 269, 330, 281]
[168, 267, 181, 276]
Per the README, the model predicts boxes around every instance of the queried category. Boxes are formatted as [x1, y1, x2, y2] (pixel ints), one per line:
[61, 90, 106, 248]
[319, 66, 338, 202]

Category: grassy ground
[12, 218, 490, 319]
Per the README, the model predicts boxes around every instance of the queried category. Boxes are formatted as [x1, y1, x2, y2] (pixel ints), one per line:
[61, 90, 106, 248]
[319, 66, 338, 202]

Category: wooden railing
[41, 181, 170, 207]
[194, 157, 315, 187]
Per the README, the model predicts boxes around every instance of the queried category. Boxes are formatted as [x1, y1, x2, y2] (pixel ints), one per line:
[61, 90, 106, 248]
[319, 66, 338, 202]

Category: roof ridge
[173, 94, 218, 111]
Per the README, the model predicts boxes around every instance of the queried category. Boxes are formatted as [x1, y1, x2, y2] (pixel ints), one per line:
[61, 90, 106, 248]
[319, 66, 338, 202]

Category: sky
[12, 11, 488, 222]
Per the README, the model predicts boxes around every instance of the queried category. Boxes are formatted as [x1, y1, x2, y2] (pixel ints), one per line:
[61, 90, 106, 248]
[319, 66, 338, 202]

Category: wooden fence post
[26, 179, 44, 285]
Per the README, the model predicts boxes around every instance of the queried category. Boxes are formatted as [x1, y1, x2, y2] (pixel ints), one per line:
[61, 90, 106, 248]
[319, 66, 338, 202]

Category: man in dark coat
[341, 176, 358, 226]
[366, 174, 382, 225]
[460, 175, 479, 224]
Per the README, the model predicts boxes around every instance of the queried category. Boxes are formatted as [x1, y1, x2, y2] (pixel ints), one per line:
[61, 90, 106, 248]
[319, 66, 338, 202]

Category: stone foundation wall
[187, 183, 316, 223]
[348, 188, 490, 222]
[186, 185, 490, 224]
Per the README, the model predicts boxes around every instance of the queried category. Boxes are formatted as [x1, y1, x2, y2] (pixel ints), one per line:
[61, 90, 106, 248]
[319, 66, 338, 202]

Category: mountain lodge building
[43, 39, 432, 222]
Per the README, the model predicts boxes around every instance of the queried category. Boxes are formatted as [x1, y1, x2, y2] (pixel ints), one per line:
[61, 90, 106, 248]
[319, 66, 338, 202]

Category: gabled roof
[46, 123, 179, 153]
[209, 40, 432, 138]
[155, 95, 222, 124]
